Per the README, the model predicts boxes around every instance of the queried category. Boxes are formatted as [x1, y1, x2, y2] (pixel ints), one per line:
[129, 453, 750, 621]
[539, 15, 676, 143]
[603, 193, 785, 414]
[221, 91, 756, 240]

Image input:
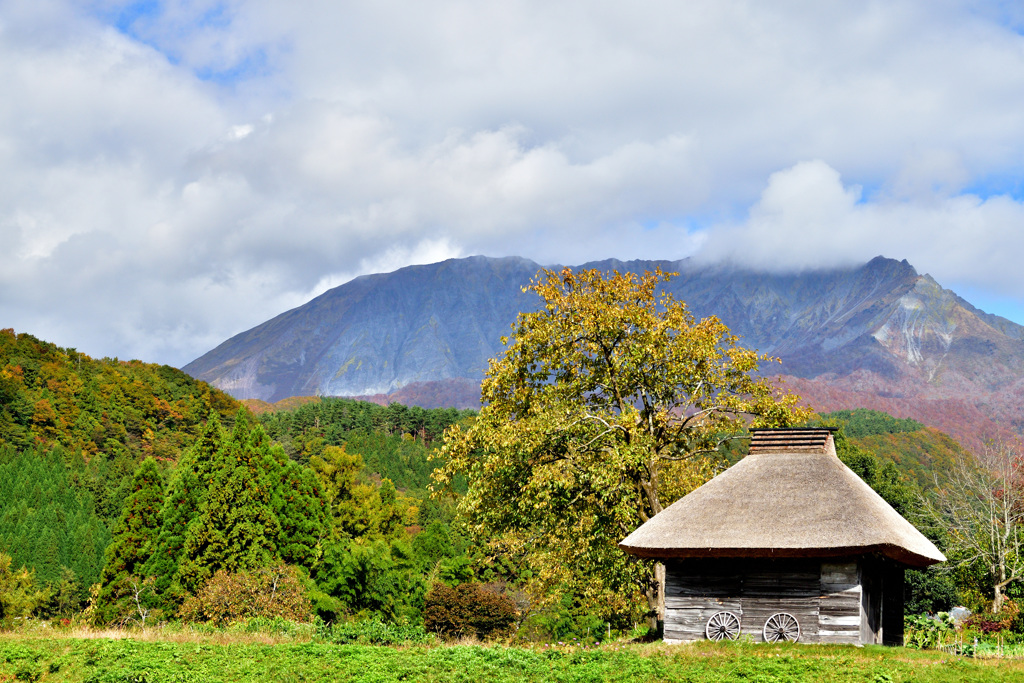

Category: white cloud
[700, 159, 1024, 298]
[3, 0, 1024, 365]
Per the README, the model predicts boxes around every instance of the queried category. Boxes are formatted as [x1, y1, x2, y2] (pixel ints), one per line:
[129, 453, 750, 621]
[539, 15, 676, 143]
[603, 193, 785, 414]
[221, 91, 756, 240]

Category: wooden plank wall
[821, 562, 861, 645]
[664, 558, 864, 645]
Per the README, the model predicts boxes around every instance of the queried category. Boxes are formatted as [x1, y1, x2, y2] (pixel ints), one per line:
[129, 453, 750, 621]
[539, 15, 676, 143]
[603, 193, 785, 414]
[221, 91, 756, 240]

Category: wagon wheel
[762, 613, 800, 643]
[705, 611, 741, 641]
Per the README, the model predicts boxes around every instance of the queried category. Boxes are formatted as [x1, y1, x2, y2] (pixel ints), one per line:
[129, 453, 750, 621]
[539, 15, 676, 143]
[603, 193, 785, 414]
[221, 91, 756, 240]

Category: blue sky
[5, 0, 1024, 364]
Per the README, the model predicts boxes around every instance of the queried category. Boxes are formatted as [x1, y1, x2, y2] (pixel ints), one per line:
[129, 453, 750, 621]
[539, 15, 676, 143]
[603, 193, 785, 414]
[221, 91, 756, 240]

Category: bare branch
[921, 440, 1024, 612]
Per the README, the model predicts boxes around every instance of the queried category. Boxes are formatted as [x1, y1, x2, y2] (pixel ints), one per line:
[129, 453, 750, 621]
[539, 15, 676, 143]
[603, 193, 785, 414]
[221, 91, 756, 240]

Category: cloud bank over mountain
[4, 0, 1024, 365]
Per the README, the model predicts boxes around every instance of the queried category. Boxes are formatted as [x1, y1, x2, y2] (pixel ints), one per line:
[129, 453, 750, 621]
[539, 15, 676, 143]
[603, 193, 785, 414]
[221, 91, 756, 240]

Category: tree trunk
[656, 561, 666, 636]
[995, 558, 1007, 613]
[644, 562, 666, 638]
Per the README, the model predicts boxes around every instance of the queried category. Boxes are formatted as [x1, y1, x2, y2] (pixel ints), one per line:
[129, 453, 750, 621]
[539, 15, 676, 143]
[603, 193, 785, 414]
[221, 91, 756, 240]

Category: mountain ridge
[183, 255, 1024, 447]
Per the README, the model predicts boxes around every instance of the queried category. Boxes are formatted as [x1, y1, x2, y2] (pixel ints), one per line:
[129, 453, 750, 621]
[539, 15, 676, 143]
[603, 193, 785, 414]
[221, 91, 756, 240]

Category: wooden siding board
[821, 563, 858, 585]
[665, 578, 742, 598]
[664, 601, 742, 642]
[820, 577, 862, 645]
[665, 597, 742, 610]
[666, 559, 826, 642]
[665, 558, 900, 645]
[818, 629, 862, 645]
[859, 558, 883, 645]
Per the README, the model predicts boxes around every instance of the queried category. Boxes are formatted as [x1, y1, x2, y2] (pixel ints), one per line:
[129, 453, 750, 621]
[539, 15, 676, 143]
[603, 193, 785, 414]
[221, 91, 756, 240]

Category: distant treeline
[815, 408, 964, 490]
[259, 398, 475, 491]
[818, 408, 924, 438]
[260, 397, 474, 445]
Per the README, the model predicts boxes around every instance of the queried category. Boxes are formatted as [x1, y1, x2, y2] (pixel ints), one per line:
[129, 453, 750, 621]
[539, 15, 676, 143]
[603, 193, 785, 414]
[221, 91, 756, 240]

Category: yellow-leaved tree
[433, 267, 810, 631]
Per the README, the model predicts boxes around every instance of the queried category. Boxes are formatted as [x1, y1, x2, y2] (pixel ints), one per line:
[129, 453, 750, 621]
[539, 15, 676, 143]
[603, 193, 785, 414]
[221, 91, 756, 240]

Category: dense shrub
[904, 566, 957, 616]
[178, 565, 311, 626]
[0, 553, 45, 624]
[423, 582, 518, 640]
[965, 601, 1019, 634]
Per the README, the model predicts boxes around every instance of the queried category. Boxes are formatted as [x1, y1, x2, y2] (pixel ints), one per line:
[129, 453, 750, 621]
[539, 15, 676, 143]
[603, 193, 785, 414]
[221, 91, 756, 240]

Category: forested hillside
[0, 344, 488, 628]
[0, 329, 241, 614]
[818, 408, 968, 489]
[0, 329, 239, 461]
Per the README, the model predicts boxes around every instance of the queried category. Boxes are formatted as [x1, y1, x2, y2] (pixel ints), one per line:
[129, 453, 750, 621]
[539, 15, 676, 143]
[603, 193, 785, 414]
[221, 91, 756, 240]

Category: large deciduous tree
[434, 267, 809, 628]
[923, 440, 1024, 612]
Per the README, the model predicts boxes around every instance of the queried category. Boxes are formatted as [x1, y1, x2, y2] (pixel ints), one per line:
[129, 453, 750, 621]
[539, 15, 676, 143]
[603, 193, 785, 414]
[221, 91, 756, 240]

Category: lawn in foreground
[1, 635, 1022, 682]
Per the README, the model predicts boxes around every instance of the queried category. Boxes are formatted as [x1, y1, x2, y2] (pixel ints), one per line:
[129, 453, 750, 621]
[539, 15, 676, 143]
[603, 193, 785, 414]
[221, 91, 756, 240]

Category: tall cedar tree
[94, 457, 165, 624]
[142, 416, 223, 606]
[273, 445, 330, 568]
[175, 415, 327, 594]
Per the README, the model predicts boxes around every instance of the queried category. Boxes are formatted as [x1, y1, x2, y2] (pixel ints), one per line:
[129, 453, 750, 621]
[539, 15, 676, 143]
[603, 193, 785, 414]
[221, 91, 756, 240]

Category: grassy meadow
[1, 631, 1023, 683]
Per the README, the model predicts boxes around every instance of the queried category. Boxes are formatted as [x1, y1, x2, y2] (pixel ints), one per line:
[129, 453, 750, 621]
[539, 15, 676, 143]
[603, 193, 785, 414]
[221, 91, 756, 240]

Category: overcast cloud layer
[4, 0, 1024, 365]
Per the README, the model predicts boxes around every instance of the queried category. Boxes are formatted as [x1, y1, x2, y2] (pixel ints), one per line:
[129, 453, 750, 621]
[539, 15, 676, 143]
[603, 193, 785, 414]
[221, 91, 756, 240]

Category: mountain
[183, 255, 1024, 446]
[184, 256, 541, 401]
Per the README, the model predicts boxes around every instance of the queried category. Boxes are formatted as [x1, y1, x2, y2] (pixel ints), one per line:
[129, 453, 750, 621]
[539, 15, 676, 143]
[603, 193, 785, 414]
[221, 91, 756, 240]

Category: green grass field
[2, 634, 1023, 683]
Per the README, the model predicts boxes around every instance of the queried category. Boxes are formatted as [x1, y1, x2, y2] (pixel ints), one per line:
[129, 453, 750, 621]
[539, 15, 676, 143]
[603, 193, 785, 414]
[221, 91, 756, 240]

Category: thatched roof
[619, 428, 945, 568]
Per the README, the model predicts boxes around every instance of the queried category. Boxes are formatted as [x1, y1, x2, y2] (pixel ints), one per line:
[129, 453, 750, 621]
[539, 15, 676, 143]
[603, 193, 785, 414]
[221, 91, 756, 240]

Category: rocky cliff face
[183, 254, 1024, 444]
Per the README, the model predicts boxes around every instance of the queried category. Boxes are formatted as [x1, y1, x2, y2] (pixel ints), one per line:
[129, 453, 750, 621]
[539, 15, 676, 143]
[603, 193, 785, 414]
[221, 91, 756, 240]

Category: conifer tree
[176, 418, 284, 592]
[33, 526, 61, 586]
[272, 451, 328, 569]
[94, 457, 165, 624]
[137, 413, 330, 609]
[142, 416, 223, 604]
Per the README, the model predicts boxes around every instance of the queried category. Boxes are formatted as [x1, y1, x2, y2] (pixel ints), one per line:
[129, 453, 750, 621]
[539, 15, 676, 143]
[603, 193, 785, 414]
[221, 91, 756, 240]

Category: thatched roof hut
[620, 428, 944, 645]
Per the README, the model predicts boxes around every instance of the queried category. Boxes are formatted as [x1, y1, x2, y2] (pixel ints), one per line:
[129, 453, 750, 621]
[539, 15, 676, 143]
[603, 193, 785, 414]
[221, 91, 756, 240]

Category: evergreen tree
[142, 416, 223, 604]
[176, 418, 284, 592]
[272, 450, 329, 569]
[32, 526, 61, 587]
[94, 457, 165, 624]
[144, 414, 329, 609]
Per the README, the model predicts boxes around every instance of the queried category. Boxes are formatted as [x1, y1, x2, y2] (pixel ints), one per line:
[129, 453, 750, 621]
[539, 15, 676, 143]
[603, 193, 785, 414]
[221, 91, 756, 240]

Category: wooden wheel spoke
[705, 611, 741, 641]
[763, 613, 799, 643]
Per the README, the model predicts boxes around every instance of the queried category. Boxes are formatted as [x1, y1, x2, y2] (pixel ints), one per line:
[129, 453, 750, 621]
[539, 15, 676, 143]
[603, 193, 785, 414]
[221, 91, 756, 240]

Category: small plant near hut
[313, 615, 433, 645]
[964, 600, 1019, 635]
[904, 612, 956, 649]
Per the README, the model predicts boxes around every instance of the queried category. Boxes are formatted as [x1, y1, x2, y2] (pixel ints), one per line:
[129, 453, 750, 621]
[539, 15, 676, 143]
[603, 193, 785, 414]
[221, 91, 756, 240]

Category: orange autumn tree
[434, 268, 809, 629]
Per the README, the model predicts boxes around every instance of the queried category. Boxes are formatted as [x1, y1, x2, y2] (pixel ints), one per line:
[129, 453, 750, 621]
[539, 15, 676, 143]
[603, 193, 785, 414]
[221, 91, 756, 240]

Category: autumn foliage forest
[0, 319, 1017, 645]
